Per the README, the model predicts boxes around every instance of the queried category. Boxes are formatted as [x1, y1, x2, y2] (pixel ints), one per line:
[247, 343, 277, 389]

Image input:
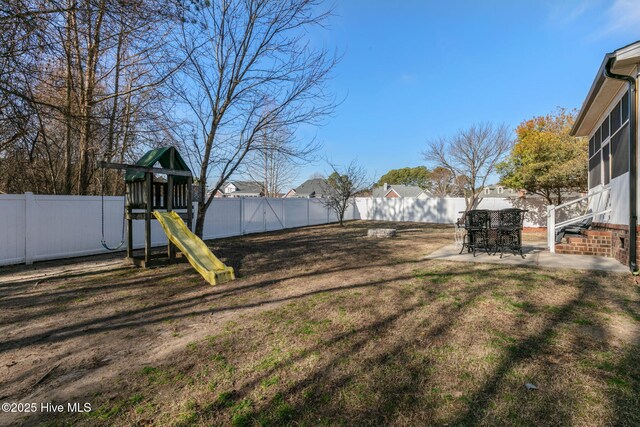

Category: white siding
[608, 175, 629, 225]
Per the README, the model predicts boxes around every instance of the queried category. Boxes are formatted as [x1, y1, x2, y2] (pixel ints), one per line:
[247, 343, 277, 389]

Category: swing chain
[100, 165, 126, 251]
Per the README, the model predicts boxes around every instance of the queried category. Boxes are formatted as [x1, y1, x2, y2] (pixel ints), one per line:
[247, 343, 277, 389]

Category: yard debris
[33, 364, 59, 386]
[525, 382, 538, 390]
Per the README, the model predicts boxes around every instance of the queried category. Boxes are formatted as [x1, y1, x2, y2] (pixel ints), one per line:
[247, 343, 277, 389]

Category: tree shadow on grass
[0, 262, 490, 356]
[14, 263, 506, 426]
[182, 269, 629, 426]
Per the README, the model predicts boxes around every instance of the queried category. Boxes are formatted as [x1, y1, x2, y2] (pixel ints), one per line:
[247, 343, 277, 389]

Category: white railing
[547, 186, 611, 253]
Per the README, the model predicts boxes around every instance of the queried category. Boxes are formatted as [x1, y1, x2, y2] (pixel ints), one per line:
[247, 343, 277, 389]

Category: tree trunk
[195, 198, 207, 238]
[63, 1, 74, 194]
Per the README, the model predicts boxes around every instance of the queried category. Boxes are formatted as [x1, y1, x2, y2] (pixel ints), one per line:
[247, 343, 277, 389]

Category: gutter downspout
[604, 56, 639, 273]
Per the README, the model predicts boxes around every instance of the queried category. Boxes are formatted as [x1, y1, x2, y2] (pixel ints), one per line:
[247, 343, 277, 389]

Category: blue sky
[293, 0, 640, 185]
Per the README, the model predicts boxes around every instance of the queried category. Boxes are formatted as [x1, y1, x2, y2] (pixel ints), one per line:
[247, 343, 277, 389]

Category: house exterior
[569, 40, 640, 271]
[287, 178, 333, 198]
[208, 189, 224, 199]
[283, 188, 297, 198]
[222, 181, 264, 197]
[372, 183, 430, 199]
[479, 185, 522, 199]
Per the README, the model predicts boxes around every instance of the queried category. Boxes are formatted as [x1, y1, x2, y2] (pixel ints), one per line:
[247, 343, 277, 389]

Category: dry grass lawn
[0, 221, 639, 426]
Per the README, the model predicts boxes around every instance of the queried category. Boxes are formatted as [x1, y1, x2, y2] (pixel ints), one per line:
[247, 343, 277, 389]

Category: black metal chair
[496, 208, 526, 258]
[459, 209, 491, 256]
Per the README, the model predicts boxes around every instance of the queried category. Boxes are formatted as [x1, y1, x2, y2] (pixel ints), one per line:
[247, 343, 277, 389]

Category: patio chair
[459, 209, 490, 257]
[555, 209, 593, 243]
[454, 214, 466, 249]
[496, 208, 526, 258]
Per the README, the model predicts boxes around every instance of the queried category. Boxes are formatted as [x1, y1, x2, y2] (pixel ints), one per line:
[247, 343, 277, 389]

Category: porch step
[556, 229, 613, 257]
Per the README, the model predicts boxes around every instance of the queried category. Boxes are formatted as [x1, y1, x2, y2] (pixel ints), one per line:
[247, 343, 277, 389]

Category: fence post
[327, 200, 330, 224]
[307, 198, 310, 226]
[263, 197, 267, 232]
[282, 199, 286, 229]
[240, 197, 245, 235]
[547, 205, 555, 253]
[24, 192, 35, 265]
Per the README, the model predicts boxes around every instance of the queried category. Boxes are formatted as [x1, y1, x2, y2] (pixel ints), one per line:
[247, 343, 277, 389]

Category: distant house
[204, 187, 232, 200]
[480, 185, 583, 201]
[222, 181, 264, 197]
[372, 183, 430, 199]
[286, 178, 333, 198]
[479, 185, 523, 199]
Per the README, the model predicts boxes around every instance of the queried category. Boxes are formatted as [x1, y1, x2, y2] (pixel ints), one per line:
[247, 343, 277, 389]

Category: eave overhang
[571, 40, 640, 137]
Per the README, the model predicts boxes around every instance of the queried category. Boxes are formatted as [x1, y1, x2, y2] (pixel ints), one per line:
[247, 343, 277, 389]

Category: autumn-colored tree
[375, 166, 431, 188]
[498, 108, 587, 205]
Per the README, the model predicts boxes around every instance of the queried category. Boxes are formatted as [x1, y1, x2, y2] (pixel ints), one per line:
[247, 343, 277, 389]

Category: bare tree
[423, 123, 513, 210]
[309, 172, 326, 180]
[171, 0, 338, 237]
[0, 0, 181, 195]
[243, 125, 318, 197]
[324, 160, 369, 226]
[429, 166, 460, 197]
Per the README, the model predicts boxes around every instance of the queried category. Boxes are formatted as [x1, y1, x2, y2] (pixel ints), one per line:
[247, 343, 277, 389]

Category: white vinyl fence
[353, 197, 548, 228]
[0, 193, 354, 267]
[0, 193, 547, 267]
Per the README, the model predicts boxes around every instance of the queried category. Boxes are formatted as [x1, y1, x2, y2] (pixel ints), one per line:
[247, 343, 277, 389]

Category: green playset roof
[125, 147, 192, 183]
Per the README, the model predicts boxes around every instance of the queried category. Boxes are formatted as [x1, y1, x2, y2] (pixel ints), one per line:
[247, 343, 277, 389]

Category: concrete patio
[425, 243, 629, 273]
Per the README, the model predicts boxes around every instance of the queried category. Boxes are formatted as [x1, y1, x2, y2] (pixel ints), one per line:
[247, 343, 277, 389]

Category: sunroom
[550, 40, 640, 272]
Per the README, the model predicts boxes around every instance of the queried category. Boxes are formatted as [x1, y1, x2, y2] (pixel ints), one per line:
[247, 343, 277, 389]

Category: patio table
[458, 209, 527, 258]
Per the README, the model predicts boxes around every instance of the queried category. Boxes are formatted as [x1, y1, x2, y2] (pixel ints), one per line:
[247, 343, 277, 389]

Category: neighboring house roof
[204, 188, 225, 199]
[293, 178, 333, 198]
[572, 40, 640, 136]
[225, 181, 264, 195]
[372, 184, 428, 198]
[284, 189, 297, 198]
[479, 185, 522, 198]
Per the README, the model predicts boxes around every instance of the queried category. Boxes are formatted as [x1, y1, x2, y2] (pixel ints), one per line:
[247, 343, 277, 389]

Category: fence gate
[242, 198, 285, 234]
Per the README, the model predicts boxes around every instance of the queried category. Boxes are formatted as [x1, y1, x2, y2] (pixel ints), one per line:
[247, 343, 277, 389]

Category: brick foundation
[555, 229, 613, 257]
[553, 223, 639, 269]
[573, 223, 640, 268]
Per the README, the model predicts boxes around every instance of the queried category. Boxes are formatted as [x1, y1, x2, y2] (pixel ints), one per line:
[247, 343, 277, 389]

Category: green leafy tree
[375, 166, 431, 189]
[498, 109, 587, 205]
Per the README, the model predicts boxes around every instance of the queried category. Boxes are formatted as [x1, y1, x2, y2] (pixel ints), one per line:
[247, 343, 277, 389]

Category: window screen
[601, 116, 610, 140]
[589, 151, 601, 188]
[595, 126, 602, 148]
[611, 100, 622, 133]
[602, 144, 610, 185]
[589, 136, 595, 157]
[611, 122, 629, 179]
